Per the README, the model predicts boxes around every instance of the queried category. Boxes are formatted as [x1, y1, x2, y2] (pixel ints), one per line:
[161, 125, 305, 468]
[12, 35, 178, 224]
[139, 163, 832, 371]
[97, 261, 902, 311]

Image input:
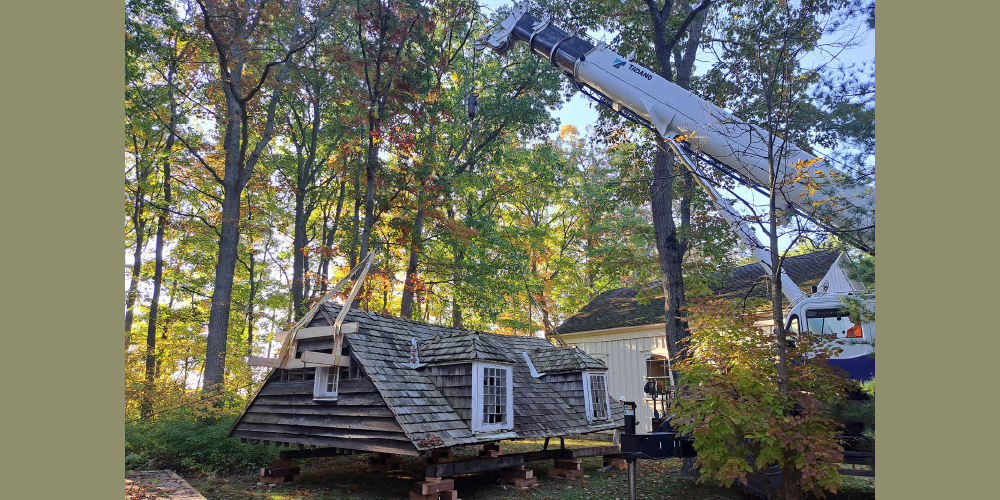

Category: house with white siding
[554, 250, 863, 432]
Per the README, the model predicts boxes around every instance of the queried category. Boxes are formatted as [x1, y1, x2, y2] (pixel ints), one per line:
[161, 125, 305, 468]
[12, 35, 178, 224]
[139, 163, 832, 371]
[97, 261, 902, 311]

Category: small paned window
[588, 373, 609, 420]
[583, 372, 611, 422]
[313, 366, 339, 400]
[482, 367, 508, 424]
[472, 363, 514, 432]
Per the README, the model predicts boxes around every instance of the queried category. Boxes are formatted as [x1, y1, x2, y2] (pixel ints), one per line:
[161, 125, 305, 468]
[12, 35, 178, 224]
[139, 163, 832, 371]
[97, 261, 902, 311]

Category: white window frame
[582, 371, 611, 422]
[471, 362, 514, 432]
[313, 366, 339, 401]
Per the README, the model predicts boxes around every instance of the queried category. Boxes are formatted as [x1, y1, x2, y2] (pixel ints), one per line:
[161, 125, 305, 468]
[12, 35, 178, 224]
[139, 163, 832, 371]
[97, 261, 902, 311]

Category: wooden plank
[279, 447, 358, 460]
[426, 454, 526, 478]
[231, 430, 420, 456]
[301, 350, 352, 366]
[249, 356, 282, 368]
[247, 404, 394, 418]
[241, 412, 404, 432]
[281, 358, 307, 369]
[250, 392, 385, 406]
[414, 479, 455, 495]
[237, 422, 410, 441]
[258, 382, 311, 396]
[294, 325, 359, 340]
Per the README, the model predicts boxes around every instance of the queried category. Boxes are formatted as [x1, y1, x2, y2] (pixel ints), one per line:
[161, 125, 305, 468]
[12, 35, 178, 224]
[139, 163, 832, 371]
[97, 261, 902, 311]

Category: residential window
[583, 372, 611, 422]
[645, 355, 671, 399]
[472, 363, 514, 432]
[313, 366, 339, 400]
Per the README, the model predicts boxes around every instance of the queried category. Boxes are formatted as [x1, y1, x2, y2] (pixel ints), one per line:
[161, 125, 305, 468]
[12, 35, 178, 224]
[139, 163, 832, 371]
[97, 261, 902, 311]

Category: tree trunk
[400, 182, 426, 318]
[126, 213, 145, 344]
[141, 63, 177, 421]
[349, 163, 361, 269]
[319, 180, 347, 293]
[292, 189, 308, 316]
[449, 206, 464, 328]
[650, 139, 689, 358]
[204, 186, 243, 389]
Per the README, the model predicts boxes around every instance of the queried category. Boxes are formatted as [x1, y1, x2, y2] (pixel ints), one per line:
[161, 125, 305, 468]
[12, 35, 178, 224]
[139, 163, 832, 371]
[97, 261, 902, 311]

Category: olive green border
[8, 0, 120, 497]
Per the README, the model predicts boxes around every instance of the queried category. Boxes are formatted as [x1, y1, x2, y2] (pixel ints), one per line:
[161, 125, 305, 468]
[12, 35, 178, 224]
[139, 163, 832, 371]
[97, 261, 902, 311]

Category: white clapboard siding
[562, 324, 669, 433]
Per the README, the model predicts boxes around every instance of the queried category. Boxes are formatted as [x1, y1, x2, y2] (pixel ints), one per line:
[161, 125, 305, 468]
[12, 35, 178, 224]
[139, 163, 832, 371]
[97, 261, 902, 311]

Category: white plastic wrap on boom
[476, 3, 874, 251]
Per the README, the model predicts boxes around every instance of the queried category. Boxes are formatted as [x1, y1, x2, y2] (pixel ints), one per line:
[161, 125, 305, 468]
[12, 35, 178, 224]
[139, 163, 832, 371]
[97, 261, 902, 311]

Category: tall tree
[195, 0, 314, 390]
[704, 1, 873, 496]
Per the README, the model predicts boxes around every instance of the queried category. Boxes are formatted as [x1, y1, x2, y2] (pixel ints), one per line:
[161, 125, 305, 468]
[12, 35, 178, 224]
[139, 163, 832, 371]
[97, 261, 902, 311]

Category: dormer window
[583, 371, 610, 422]
[472, 362, 514, 432]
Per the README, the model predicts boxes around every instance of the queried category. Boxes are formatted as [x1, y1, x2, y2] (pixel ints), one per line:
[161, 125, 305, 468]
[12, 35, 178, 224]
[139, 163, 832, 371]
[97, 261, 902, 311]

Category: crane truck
[474, 4, 875, 496]
[474, 1, 875, 382]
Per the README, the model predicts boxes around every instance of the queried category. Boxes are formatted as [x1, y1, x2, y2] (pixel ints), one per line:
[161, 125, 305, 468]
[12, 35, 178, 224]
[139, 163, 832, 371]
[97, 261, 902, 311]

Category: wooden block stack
[260, 458, 300, 484]
[427, 449, 454, 464]
[409, 477, 458, 500]
[499, 466, 538, 489]
[369, 452, 403, 473]
[547, 459, 584, 479]
[603, 456, 628, 470]
[479, 443, 502, 457]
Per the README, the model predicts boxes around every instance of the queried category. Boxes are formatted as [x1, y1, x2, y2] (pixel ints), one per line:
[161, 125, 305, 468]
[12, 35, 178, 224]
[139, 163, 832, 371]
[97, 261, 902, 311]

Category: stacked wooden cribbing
[547, 458, 584, 479]
[409, 478, 458, 500]
[260, 458, 300, 484]
[498, 466, 538, 489]
[369, 452, 403, 472]
[603, 455, 627, 470]
[427, 449, 454, 464]
[479, 443, 502, 457]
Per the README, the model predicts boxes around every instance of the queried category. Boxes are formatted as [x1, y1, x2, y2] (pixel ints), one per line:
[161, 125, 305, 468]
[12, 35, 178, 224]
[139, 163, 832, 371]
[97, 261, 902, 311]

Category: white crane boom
[475, 3, 875, 259]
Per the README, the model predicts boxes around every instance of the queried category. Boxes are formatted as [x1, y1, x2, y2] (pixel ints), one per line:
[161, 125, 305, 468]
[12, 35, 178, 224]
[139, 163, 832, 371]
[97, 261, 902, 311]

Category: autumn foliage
[670, 299, 853, 498]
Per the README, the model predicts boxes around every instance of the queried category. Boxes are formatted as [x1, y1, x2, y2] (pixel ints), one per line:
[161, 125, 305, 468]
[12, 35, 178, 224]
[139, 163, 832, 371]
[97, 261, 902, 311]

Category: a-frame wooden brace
[248, 250, 375, 370]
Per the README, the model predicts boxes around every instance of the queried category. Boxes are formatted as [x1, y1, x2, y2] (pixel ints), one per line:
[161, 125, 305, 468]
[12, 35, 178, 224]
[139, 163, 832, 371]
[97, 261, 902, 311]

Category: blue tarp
[829, 355, 875, 382]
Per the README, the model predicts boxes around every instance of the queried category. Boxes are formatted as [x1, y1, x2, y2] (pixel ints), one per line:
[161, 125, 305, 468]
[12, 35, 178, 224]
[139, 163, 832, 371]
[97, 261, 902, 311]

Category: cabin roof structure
[556, 250, 842, 335]
[418, 331, 514, 364]
[230, 303, 623, 455]
[528, 346, 608, 374]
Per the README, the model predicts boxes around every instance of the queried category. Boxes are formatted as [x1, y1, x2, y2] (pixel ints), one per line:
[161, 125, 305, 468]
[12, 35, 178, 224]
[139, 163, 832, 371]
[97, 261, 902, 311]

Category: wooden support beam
[288, 323, 360, 340]
[279, 446, 367, 460]
[301, 351, 352, 366]
[424, 444, 619, 478]
[249, 356, 282, 368]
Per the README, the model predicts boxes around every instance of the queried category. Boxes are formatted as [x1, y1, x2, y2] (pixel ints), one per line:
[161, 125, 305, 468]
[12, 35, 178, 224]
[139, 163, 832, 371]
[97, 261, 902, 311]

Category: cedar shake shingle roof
[317, 304, 622, 450]
[529, 347, 608, 374]
[419, 331, 514, 364]
[556, 250, 841, 335]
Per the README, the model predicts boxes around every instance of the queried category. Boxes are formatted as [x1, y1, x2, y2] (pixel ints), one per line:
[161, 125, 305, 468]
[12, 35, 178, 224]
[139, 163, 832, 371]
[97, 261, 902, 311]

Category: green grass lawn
[184, 439, 874, 500]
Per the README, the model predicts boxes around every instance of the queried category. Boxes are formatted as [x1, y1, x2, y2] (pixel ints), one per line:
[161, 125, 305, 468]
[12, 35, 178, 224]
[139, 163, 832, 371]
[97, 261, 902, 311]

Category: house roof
[319, 304, 623, 450]
[418, 331, 514, 364]
[555, 250, 841, 335]
[529, 347, 608, 374]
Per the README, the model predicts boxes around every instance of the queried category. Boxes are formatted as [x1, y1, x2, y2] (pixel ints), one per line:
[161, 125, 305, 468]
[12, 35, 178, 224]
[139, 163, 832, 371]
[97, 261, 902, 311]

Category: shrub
[670, 299, 854, 498]
[125, 397, 278, 475]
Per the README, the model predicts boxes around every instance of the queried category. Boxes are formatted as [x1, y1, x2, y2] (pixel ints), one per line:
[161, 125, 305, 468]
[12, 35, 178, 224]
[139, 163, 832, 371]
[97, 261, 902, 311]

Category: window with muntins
[472, 363, 513, 432]
[583, 372, 611, 422]
[313, 366, 339, 400]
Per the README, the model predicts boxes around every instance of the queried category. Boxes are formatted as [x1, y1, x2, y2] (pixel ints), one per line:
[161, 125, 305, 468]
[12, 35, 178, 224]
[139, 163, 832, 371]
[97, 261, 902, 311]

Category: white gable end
[815, 253, 865, 293]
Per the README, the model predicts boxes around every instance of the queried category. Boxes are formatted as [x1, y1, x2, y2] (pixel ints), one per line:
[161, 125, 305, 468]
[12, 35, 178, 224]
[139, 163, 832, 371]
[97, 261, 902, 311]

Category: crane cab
[785, 294, 875, 382]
